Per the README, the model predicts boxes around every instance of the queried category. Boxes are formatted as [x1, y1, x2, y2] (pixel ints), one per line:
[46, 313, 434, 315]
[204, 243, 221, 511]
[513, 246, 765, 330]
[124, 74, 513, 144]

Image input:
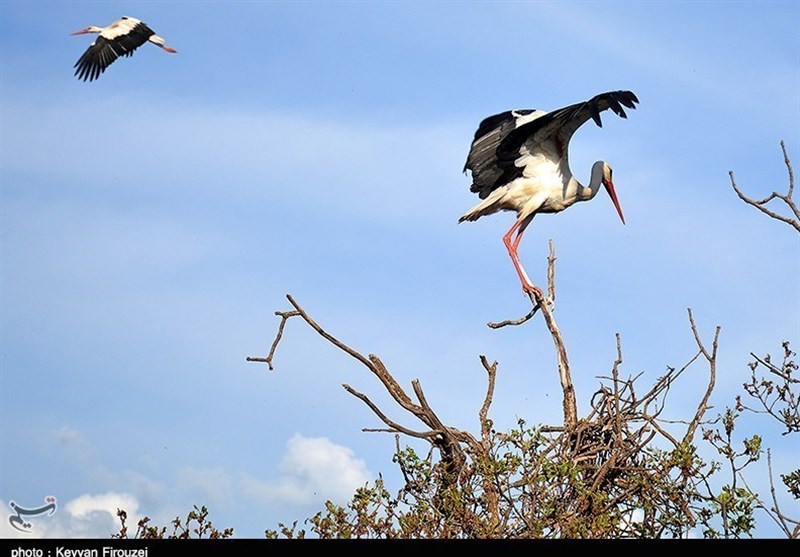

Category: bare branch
[684, 308, 720, 443]
[478, 355, 498, 443]
[547, 239, 556, 302]
[764, 448, 800, 537]
[252, 294, 485, 483]
[729, 141, 800, 233]
[284, 294, 378, 372]
[482, 242, 576, 428]
[612, 334, 624, 443]
[749, 352, 799, 384]
[343, 383, 438, 440]
[535, 284, 577, 428]
[487, 305, 540, 329]
[486, 241, 556, 329]
[246, 310, 300, 370]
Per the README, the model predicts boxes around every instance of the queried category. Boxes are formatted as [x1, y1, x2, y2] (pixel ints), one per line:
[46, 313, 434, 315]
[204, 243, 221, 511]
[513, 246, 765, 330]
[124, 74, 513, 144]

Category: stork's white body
[461, 91, 639, 294]
[461, 159, 605, 221]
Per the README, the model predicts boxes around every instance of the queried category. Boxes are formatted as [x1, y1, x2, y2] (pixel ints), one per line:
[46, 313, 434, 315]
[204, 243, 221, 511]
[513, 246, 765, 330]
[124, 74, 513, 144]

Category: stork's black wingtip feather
[624, 90, 640, 106]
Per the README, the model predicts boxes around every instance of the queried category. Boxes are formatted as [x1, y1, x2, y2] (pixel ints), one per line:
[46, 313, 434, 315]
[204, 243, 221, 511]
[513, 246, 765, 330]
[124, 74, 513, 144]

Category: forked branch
[684, 308, 720, 443]
[486, 240, 577, 429]
[488, 240, 557, 329]
[247, 294, 490, 476]
[729, 141, 799, 233]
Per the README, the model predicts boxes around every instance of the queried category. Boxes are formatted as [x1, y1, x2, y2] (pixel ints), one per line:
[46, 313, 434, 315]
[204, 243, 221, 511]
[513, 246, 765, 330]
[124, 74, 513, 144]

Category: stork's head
[598, 161, 626, 225]
[71, 26, 102, 35]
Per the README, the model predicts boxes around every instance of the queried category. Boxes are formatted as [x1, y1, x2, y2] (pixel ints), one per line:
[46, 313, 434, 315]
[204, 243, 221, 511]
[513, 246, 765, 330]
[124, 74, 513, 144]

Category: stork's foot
[523, 284, 555, 310]
[522, 284, 544, 298]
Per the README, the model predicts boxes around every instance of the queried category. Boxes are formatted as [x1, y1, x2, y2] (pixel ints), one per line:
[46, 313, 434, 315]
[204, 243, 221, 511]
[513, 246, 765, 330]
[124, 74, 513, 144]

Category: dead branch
[342, 383, 438, 440]
[488, 240, 557, 329]
[477, 357, 497, 439]
[729, 141, 800, 233]
[729, 446, 800, 540]
[246, 310, 300, 370]
[764, 448, 800, 538]
[482, 240, 577, 428]
[683, 308, 720, 443]
[537, 283, 577, 429]
[486, 306, 540, 329]
[250, 294, 492, 479]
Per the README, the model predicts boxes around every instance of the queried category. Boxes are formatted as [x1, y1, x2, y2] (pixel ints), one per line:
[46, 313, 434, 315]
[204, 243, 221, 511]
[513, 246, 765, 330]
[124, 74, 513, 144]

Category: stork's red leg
[502, 215, 539, 295]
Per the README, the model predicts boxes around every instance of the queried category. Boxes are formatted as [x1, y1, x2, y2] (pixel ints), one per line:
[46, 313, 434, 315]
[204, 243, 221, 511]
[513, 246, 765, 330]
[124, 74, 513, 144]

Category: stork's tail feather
[458, 192, 504, 223]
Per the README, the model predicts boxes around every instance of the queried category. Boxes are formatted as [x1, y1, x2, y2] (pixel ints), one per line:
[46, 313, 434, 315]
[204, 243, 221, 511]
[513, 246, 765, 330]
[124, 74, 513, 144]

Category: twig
[246, 310, 300, 370]
[547, 240, 556, 302]
[487, 305, 540, 329]
[487, 241, 557, 329]
[750, 352, 799, 384]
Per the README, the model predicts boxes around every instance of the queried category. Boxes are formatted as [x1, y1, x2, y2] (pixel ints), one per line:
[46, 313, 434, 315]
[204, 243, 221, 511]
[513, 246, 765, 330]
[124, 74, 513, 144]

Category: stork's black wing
[464, 91, 638, 197]
[463, 109, 542, 198]
[498, 91, 639, 164]
[73, 21, 155, 82]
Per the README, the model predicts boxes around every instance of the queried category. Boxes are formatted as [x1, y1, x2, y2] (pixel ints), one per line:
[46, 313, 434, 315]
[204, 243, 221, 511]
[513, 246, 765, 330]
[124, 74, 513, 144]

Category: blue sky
[1, 0, 798, 539]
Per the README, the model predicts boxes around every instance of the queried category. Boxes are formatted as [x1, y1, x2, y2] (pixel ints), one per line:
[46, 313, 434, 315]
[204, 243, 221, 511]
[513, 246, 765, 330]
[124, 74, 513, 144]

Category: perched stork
[460, 90, 639, 295]
[71, 16, 176, 82]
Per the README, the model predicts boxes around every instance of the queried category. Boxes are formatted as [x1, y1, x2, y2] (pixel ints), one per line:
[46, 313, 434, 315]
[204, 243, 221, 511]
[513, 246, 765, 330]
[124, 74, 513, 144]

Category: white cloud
[241, 434, 371, 506]
[0, 493, 139, 539]
[53, 426, 84, 445]
[65, 493, 138, 520]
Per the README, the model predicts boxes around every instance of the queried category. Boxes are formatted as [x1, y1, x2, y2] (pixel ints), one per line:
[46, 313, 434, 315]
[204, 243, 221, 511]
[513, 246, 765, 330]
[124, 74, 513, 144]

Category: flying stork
[71, 16, 176, 82]
[459, 90, 639, 295]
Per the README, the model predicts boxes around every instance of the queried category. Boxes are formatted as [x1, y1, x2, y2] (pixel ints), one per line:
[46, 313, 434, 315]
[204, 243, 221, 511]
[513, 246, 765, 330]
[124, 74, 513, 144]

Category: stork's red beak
[71, 28, 90, 35]
[603, 179, 626, 225]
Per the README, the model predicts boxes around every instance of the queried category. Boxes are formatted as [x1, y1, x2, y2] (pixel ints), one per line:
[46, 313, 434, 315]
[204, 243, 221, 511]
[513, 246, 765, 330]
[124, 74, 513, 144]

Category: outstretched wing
[463, 91, 638, 198]
[463, 108, 547, 198]
[498, 90, 639, 164]
[73, 18, 155, 81]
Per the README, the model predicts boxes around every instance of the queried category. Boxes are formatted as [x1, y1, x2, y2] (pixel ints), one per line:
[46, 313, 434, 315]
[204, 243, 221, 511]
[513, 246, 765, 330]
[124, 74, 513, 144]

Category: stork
[71, 16, 176, 82]
[459, 90, 639, 295]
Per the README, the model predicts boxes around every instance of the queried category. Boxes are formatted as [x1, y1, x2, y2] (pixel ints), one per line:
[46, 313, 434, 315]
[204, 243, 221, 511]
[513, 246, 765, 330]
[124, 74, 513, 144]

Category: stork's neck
[577, 161, 606, 201]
